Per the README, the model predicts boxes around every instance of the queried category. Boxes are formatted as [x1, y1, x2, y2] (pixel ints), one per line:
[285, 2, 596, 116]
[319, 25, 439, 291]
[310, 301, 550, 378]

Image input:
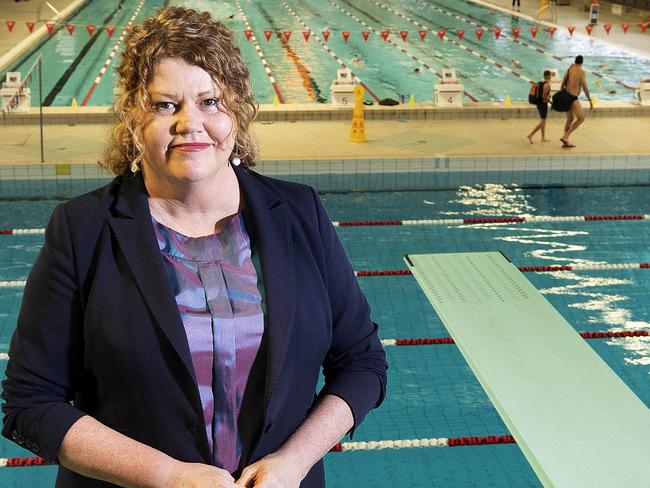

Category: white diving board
[404, 251, 650, 488]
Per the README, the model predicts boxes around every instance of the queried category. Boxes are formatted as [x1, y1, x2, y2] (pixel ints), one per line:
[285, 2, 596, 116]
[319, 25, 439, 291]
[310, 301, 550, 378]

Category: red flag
[6, 20, 15, 33]
[437, 29, 446, 40]
[26, 22, 35, 33]
[567, 25, 575, 37]
[86, 25, 95, 36]
[341, 31, 350, 42]
[106, 26, 115, 38]
[380, 31, 389, 41]
[548, 27, 556, 37]
[641, 22, 649, 33]
[512, 27, 520, 39]
[45, 22, 55, 35]
[621, 23, 630, 33]
[322, 30, 331, 41]
[475, 29, 484, 41]
[418, 30, 427, 41]
[585, 24, 594, 35]
[302, 31, 311, 42]
[362, 31, 370, 41]
[282, 31, 291, 41]
[66, 24, 75, 35]
[493, 27, 501, 39]
[244, 29, 253, 41]
[264, 30, 272, 41]
[400, 31, 408, 41]
[530, 26, 538, 38]
[456, 29, 465, 40]
[603, 23, 612, 34]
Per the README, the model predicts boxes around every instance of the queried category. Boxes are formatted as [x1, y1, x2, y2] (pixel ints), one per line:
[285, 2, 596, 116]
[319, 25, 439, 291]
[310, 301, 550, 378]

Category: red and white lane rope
[417, 0, 635, 91]
[3, 261, 650, 288]
[353, 262, 650, 277]
[366, 0, 532, 86]
[236, 1, 285, 103]
[326, 0, 479, 102]
[380, 330, 649, 347]
[3, 213, 649, 236]
[332, 214, 650, 226]
[80, 0, 145, 106]
[279, 0, 381, 103]
[0, 435, 516, 467]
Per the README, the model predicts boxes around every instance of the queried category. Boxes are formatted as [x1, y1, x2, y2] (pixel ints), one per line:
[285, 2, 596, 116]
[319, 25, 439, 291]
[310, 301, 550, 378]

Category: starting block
[405, 251, 650, 487]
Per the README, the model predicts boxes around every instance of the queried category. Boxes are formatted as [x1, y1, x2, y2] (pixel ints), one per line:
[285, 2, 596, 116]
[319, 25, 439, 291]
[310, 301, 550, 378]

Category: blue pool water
[6, 0, 650, 105]
[1, 182, 649, 487]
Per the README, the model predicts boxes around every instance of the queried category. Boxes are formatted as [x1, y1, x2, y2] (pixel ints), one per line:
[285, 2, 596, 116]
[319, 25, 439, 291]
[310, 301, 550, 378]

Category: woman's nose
[174, 105, 203, 134]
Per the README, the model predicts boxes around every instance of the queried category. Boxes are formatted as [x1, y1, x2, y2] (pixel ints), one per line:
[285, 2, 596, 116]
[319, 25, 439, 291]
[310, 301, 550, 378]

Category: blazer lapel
[235, 166, 297, 408]
[106, 176, 199, 397]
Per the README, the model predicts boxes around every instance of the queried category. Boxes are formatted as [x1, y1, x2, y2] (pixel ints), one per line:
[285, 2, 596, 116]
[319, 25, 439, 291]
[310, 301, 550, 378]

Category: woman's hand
[169, 461, 239, 488]
[236, 451, 306, 488]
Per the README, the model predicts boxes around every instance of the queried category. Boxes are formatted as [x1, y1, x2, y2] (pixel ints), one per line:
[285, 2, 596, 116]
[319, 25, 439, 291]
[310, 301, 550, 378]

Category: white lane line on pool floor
[418, 0, 635, 91]
[81, 0, 145, 106]
[279, 0, 381, 103]
[325, 0, 480, 102]
[236, 0, 285, 103]
[366, 0, 533, 86]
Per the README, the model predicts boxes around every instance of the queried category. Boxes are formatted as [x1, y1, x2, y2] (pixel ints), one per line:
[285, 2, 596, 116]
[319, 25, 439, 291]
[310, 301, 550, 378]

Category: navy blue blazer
[1, 166, 387, 487]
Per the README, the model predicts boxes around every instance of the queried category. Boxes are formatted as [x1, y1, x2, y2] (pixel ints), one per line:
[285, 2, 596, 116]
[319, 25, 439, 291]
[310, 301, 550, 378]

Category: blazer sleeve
[309, 187, 388, 438]
[1, 203, 87, 461]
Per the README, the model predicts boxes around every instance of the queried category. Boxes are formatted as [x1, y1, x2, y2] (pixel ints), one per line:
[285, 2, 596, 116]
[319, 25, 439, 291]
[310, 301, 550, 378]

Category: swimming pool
[6, 0, 650, 105]
[0, 173, 649, 487]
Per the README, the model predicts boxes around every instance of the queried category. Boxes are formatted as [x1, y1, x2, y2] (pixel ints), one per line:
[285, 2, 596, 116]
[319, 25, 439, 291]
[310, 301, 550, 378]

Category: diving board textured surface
[404, 252, 650, 488]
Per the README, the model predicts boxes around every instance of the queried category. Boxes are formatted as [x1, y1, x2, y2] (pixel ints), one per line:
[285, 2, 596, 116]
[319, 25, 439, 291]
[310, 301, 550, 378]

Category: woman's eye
[202, 98, 218, 108]
[154, 102, 175, 111]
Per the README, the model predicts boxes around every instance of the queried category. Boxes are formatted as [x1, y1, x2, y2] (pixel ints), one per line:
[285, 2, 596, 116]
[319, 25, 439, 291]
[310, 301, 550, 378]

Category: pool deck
[1, 107, 649, 165]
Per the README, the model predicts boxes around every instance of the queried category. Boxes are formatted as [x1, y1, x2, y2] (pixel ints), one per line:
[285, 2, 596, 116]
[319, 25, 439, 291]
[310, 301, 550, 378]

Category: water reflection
[447, 184, 650, 367]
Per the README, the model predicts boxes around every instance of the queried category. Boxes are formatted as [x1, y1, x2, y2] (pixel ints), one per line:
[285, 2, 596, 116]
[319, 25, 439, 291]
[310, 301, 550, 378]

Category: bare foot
[527, 135, 533, 144]
[541, 138, 549, 142]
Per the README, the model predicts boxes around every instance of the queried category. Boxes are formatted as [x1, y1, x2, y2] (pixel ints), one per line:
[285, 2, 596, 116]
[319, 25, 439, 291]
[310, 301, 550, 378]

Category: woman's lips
[170, 143, 212, 152]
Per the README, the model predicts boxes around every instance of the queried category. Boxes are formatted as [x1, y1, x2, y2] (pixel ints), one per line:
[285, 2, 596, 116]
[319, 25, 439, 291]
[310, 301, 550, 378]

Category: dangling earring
[130, 161, 139, 173]
[231, 157, 241, 167]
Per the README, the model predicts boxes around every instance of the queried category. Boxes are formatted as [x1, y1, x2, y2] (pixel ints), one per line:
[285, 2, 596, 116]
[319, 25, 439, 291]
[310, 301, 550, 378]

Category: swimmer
[414, 67, 420, 73]
[512, 59, 523, 69]
[606, 88, 617, 94]
[352, 57, 365, 68]
[598, 64, 612, 71]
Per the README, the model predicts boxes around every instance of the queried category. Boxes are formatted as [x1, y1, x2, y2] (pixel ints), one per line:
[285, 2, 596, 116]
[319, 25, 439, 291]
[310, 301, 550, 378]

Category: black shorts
[536, 102, 548, 119]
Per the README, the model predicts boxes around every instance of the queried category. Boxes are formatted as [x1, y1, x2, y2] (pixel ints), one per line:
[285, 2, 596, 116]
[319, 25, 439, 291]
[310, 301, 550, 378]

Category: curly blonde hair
[102, 6, 259, 175]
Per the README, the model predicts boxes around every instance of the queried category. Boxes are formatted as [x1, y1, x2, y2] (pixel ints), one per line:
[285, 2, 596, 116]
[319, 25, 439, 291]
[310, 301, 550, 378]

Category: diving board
[404, 252, 650, 488]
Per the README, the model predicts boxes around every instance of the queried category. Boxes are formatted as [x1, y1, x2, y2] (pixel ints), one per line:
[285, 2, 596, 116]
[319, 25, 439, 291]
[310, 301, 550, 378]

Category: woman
[1, 7, 387, 487]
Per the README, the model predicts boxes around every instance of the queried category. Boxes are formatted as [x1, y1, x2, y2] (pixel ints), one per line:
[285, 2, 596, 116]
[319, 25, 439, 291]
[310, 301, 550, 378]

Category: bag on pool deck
[528, 81, 544, 105]
[552, 89, 573, 112]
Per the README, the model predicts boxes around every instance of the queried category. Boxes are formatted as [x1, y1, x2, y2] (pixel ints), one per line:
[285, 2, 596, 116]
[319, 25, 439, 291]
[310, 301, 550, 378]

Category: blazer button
[264, 423, 275, 433]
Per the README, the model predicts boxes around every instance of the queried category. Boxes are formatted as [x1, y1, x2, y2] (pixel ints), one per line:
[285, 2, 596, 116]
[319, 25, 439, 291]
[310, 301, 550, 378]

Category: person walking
[560, 55, 594, 148]
[528, 70, 552, 144]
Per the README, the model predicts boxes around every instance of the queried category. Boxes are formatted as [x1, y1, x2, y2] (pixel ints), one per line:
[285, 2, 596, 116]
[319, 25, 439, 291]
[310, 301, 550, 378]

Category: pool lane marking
[81, 0, 145, 106]
[4, 262, 650, 288]
[380, 330, 649, 347]
[326, 0, 480, 102]
[236, 1, 285, 103]
[352, 262, 650, 276]
[417, 0, 635, 91]
[2, 214, 650, 236]
[2, 330, 645, 361]
[279, 0, 381, 103]
[0, 436, 515, 466]
[364, 0, 533, 86]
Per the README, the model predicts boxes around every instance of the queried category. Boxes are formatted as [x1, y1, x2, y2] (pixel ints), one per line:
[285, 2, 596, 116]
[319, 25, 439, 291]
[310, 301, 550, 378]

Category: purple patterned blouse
[152, 213, 264, 473]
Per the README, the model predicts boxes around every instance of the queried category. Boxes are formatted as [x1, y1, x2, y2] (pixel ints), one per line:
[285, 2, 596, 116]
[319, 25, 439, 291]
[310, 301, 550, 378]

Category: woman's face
[141, 57, 235, 191]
